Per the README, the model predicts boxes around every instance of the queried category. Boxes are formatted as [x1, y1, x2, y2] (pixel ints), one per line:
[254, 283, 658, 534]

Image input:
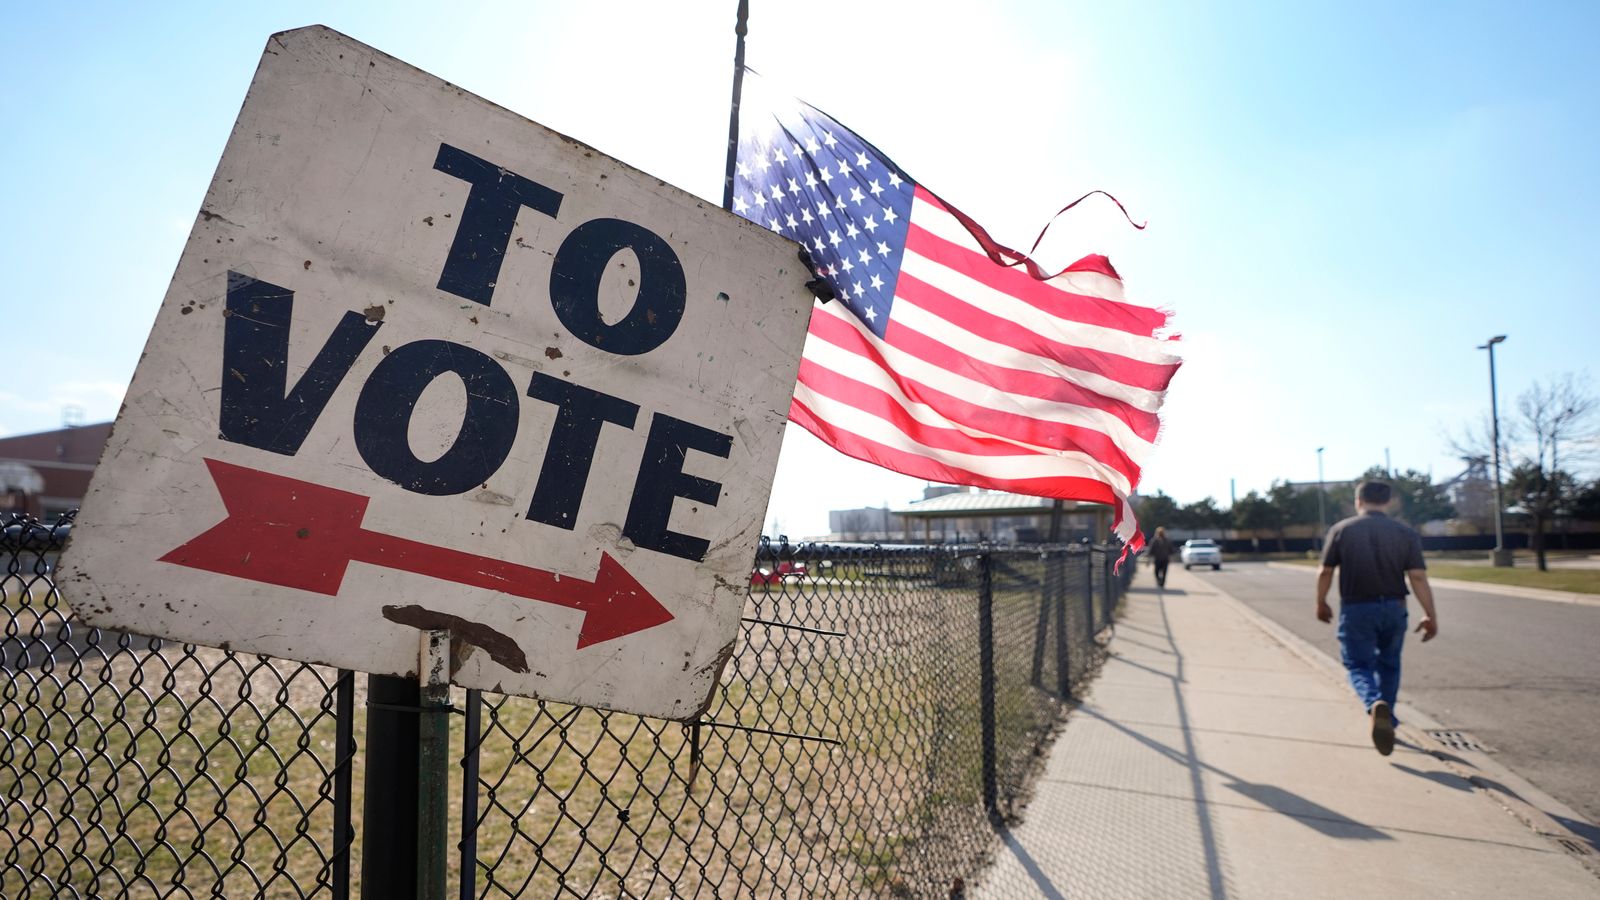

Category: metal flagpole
[721, 0, 750, 212]
[693, 0, 750, 790]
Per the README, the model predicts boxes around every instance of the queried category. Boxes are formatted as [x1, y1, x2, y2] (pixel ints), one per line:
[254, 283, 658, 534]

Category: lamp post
[1316, 447, 1326, 550]
[1478, 335, 1512, 567]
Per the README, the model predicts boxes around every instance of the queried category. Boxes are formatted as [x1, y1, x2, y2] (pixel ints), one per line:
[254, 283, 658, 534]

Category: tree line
[1139, 372, 1599, 571]
[1137, 467, 1460, 537]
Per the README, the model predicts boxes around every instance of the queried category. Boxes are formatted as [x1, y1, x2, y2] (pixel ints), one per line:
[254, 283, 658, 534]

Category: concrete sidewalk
[974, 565, 1600, 899]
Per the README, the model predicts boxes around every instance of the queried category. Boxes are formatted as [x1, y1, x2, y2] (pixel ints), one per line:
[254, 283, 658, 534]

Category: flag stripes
[801, 305, 1140, 492]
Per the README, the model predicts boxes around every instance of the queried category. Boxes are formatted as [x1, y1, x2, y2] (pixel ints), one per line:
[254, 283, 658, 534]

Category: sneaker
[1370, 701, 1395, 756]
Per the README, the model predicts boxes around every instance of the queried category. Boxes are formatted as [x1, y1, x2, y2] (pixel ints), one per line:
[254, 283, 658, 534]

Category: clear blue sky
[4, 1, 1596, 535]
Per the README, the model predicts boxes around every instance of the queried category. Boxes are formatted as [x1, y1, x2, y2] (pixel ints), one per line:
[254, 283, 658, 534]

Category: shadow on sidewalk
[1152, 594, 1386, 838]
[985, 589, 1398, 899]
[1127, 585, 1187, 596]
[993, 820, 1066, 900]
[1390, 764, 1474, 792]
[1550, 815, 1600, 856]
[1053, 593, 1391, 896]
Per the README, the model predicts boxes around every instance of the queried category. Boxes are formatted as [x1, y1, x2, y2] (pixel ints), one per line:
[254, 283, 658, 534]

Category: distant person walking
[1315, 480, 1439, 755]
[1148, 527, 1174, 589]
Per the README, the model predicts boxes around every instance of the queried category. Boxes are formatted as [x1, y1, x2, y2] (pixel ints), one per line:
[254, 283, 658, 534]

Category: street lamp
[1315, 447, 1326, 551]
[1478, 335, 1513, 568]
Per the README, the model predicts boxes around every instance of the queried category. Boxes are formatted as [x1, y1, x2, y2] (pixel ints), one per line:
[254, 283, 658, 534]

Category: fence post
[1053, 552, 1070, 699]
[332, 670, 355, 900]
[1083, 549, 1096, 639]
[1107, 552, 1120, 613]
[978, 551, 998, 819]
[361, 674, 420, 898]
[460, 689, 482, 900]
[1104, 551, 1116, 622]
[1029, 552, 1049, 688]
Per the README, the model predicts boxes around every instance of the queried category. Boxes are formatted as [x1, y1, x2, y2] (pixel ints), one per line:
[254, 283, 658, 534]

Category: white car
[1181, 539, 1222, 570]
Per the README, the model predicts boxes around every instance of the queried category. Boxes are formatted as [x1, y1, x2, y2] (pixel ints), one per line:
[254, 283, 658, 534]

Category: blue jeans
[1337, 599, 1407, 718]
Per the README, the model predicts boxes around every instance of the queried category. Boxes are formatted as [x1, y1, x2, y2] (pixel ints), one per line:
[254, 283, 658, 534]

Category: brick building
[0, 422, 113, 519]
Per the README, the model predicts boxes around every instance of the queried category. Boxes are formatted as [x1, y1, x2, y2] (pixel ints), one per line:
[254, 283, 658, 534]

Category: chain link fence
[3, 514, 1129, 897]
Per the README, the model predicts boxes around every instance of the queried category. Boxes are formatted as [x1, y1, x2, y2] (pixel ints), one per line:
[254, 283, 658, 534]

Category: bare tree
[1446, 413, 1515, 482]
[1448, 373, 1597, 569]
[1519, 373, 1598, 477]
[1513, 374, 1597, 568]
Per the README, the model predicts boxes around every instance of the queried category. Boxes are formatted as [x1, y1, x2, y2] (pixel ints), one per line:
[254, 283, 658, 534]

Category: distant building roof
[0, 421, 114, 516]
[893, 490, 1103, 519]
[0, 422, 113, 466]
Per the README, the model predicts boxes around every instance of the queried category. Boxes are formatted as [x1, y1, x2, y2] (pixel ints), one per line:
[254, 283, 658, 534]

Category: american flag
[731, 71, 1180, 551]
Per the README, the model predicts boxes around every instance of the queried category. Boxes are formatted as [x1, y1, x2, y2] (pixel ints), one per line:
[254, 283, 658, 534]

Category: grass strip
[1423, 564, 1600, 595]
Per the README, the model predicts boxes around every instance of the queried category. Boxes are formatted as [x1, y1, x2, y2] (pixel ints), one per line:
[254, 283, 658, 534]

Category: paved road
[1181, 561, 1600, 836]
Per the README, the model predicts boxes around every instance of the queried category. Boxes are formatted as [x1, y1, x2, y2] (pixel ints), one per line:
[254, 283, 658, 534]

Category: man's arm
[1407, 569, 1438, 641]
[1316, 566, 1335, 623]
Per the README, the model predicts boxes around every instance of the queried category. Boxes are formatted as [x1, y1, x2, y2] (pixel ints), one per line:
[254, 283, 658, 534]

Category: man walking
[1149, 526, 1174, 589]
[1315, 480, 1438, 755]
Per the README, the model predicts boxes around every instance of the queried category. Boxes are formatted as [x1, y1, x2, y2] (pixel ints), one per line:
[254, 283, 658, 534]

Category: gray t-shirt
[1320, 511, 1425, 603]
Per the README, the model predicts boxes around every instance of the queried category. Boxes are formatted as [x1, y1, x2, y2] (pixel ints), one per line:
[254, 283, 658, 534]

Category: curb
[1193, 569, 1600, 878]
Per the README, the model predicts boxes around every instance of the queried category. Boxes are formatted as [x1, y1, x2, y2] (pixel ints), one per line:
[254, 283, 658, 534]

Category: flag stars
[731, 117, 915, 344]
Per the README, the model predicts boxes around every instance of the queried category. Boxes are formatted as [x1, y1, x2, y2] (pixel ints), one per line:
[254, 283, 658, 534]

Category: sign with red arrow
[162, 459, 674, 652]
[58, 27, 815, 719]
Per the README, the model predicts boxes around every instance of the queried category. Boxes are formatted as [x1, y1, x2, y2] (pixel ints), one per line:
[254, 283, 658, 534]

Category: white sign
[61, 26, 814, 719]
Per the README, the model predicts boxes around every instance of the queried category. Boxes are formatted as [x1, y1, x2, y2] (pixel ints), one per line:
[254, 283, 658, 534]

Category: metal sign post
[418, 631, 452, 899]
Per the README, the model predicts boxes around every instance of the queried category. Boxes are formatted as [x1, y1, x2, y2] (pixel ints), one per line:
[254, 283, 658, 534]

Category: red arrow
[159, 458, 674, 649]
